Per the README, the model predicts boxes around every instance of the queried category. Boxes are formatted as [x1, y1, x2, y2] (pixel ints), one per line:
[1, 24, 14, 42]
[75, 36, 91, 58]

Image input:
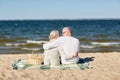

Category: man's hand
[72, 52, 78, 58]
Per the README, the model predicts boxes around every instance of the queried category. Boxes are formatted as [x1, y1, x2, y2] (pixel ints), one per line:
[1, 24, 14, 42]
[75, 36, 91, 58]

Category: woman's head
[49, 30, 59, 40]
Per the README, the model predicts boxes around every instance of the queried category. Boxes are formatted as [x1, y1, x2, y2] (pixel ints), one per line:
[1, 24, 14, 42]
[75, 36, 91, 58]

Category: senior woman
[43, 30, 72, 66]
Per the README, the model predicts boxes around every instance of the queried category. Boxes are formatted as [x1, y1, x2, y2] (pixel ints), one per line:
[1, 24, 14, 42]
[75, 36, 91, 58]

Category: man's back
[59, 36, 80, 64]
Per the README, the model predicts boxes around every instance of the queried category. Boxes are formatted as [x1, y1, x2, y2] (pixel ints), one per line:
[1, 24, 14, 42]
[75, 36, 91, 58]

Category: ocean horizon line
[0, 18, 120, 21]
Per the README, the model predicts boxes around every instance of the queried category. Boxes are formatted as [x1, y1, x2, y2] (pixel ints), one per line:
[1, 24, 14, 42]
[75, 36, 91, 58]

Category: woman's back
[44, 47, 60, 59]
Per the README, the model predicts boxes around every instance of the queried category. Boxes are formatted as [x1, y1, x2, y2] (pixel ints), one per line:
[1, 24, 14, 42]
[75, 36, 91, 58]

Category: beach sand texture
[0, 52, 120, 80]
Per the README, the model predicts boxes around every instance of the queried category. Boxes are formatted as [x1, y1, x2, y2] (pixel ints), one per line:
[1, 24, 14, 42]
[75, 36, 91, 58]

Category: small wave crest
[27, 40, 48, 44]
[91, 42, 120, 46]
[5, 43, 26, 46]
[5, 40, 48, 46]
[80, 45, 95, 48]
[22, 48, 41, 51]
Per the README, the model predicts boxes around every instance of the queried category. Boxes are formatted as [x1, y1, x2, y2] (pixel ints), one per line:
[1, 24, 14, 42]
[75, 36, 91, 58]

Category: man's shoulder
[71, 36, 79, 41]
[60, 36, 79, 41]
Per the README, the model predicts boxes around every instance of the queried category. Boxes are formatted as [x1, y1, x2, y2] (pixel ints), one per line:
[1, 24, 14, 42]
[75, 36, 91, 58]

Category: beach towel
[12, 59, 93, 70]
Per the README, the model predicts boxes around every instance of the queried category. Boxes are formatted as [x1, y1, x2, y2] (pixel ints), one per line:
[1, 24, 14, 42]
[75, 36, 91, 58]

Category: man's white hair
[63, 27, 71, 32]
[49, 30, 59, 40]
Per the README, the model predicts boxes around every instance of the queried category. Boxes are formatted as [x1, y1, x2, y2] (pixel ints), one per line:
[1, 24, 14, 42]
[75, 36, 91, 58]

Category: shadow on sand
[78, 57, 95, 63]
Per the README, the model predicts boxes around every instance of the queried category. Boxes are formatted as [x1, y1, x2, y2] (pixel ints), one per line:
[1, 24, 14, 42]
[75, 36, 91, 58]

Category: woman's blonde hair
[49, 30, 59, 40]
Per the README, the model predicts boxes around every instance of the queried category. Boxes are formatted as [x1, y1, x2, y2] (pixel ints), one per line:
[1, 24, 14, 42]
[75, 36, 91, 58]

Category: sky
[0, 0, 120, 20]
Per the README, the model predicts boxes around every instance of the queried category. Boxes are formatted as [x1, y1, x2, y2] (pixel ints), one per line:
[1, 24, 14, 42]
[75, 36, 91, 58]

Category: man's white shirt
[43, 36, 80, 64]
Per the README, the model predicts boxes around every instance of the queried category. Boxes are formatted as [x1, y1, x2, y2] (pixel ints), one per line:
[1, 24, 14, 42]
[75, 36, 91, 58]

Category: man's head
[62, 27, 71, 37]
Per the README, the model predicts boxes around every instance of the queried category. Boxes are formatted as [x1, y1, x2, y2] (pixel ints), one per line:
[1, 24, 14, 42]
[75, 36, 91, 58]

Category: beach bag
[28, 50, 43, 65]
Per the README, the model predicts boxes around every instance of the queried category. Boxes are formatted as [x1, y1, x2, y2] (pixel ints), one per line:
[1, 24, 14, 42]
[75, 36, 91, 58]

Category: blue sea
[0, 20, 120, 54]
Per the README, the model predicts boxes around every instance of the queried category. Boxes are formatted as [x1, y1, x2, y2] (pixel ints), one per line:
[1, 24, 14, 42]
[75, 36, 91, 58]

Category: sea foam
[5, 43, 26, 46]
[91, 42, 120, 46]
[27, 40, 48, 44]
[81, 45, 95, 48]
[22, 48, 41, 51]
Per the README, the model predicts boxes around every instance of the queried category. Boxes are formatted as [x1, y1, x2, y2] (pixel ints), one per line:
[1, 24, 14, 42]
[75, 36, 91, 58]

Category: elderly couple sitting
[43, 27, 80, 66]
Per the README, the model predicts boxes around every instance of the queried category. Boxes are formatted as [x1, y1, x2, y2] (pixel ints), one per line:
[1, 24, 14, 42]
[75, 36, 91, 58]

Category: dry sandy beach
[0, 52, 120, 80]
